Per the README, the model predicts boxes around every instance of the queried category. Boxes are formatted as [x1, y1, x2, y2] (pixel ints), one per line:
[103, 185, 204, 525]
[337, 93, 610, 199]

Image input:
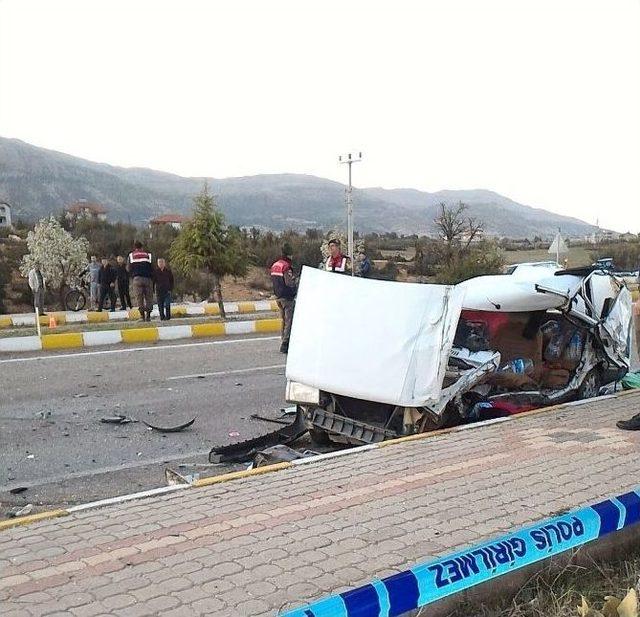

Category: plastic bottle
[563, 330, 584, 365]
[500, 358, 535, 375]
[544, 334, 565, 362]
[540, 320, 560, 338]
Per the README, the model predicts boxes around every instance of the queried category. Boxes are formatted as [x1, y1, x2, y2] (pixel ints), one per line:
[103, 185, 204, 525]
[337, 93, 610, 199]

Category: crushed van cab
[285, 266, 635, 446]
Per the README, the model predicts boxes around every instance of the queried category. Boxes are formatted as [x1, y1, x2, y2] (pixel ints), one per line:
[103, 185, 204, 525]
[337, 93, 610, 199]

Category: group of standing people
[85, 254, 133, 313]
[27, 241, 174, 321]
[89, 242, 174, 321]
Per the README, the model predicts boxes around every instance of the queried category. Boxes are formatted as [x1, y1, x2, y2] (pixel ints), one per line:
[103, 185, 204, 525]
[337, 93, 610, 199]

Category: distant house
[620, 232, 638, 242]
[0, 202, 11, 228]
[65, 200, 107, 222]
[149, 214, 188, 230]
[586, 229, 620, 244]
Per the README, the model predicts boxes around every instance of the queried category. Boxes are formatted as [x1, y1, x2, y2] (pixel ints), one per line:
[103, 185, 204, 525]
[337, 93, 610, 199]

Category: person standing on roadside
[325, 239, 349, 273]
[88, 255, 100, 310]
[115, 255, 132, 310]
[154, 258, 174, 321]
[127, 241, 154, 321]
[27, 263, 46, 316]
[270, 243, 297, 353]
[97, 257, 117, 312]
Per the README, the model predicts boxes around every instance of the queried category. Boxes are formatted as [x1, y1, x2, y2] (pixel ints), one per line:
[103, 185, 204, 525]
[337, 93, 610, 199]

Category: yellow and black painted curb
[0, 300, 279, 329]
[0, 317, 283, 353]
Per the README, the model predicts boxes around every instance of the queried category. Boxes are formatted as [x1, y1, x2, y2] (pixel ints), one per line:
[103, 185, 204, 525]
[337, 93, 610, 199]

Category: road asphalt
[0, 335, 289, 513]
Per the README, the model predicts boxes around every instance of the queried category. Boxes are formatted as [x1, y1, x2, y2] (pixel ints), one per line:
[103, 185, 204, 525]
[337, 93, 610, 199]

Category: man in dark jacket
[127, 241, 154, 321]
[154, 258, 175, 321]
[270, 244, 297, 353]
[115, 255, 132, 310]
[116, 255, 133, 311]
[97, 257, 117, 312]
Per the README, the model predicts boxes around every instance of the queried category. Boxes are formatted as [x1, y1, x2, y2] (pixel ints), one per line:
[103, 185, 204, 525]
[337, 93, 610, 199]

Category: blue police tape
[282, 488, 640, 617]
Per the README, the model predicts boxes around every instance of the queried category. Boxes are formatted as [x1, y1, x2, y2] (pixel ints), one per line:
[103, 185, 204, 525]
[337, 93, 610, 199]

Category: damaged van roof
[459, 271, 584, 312]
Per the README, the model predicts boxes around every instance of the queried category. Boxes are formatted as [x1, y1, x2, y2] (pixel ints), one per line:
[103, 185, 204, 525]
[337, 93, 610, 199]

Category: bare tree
[434, 202, 484, 264]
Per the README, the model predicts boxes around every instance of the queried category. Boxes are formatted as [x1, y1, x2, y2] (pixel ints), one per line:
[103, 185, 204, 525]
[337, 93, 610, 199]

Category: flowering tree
[20, 216, 89, 306]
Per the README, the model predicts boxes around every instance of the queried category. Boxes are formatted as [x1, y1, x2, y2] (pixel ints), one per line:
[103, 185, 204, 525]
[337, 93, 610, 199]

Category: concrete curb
[2, 389, 638, 533]
[0, 317, 283, 352]
[0, 300, 278, 328]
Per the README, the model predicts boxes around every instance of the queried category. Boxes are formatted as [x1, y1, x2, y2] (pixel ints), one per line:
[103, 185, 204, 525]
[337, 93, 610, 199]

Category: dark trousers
[98, 285, 116, 311]
[132, 276, 153, 319]
[118, 282, 132, 310]
[276, 297, 295, 344]
[158, 291, 171, 320]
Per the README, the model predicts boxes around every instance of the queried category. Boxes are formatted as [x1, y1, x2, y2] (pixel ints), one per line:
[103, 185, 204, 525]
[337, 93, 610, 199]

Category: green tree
[170, 184, 248, 317]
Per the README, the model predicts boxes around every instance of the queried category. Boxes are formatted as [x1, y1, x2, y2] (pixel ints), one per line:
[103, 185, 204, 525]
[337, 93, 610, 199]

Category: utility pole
[338, 152, 362, 276]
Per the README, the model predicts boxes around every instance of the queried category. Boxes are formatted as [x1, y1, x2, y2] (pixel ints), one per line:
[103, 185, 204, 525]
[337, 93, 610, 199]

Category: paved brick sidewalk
[1, 392, 639, 617]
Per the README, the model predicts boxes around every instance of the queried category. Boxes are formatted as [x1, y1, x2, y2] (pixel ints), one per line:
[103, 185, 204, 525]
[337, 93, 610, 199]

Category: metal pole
[347, 160, 354, 276]
[339, 152, 362, 277]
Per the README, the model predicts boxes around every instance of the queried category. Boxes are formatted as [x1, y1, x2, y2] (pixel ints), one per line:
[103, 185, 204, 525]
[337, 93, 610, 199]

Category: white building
[0, 202, 11, 228]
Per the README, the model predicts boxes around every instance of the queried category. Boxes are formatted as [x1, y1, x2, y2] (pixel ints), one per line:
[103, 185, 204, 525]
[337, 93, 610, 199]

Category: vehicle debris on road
[6, 503, 33, 518]
[100, 415, 137, 424]
[252, 444, 319, 468]
[141, 416, 196, 432]
[249, 414, 291, 425]
[210, 407, 307, 463]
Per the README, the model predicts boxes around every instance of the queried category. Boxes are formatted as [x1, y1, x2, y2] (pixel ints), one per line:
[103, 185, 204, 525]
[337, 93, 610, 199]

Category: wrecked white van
[285, 266, 634, 445]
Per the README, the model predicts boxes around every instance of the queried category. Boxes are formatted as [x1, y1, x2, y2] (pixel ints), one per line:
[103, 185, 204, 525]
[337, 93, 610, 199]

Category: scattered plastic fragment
[141, 417, 196, 433]
[250, 414, 290, 425]
[6, 504, 33, 518]
[100, 415, 137, 424]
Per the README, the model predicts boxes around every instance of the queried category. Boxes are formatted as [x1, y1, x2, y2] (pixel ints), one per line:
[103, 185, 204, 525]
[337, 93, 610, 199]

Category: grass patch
[441, 549, 640, 617]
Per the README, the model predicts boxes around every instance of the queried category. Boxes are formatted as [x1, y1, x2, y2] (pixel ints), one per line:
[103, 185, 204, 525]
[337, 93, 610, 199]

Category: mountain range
[0, 137, 598, 238]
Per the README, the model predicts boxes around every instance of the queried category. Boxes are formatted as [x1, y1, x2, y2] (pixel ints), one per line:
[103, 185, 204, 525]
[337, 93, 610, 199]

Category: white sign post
[35, 307, 42, 337]
[548, 230, 569, 264]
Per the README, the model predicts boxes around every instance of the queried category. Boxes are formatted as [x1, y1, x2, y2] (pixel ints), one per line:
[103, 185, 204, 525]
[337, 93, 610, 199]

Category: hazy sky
[1, 0, 639, 232]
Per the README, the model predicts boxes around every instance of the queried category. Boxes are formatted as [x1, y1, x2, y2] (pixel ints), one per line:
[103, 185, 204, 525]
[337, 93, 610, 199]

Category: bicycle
[64, 278, 89, 311]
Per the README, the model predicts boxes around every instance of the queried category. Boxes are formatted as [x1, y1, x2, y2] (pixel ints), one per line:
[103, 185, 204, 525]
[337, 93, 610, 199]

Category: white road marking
[67, 485, 189, 512]
[0, 448, 213, 493]
[167, 364, 286, 381]
[0, 336, 280, 364]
